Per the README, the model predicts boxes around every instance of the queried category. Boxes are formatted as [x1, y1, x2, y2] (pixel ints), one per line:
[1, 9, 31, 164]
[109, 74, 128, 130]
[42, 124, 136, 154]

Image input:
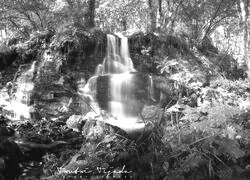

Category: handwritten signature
[58, 165, 132, 178]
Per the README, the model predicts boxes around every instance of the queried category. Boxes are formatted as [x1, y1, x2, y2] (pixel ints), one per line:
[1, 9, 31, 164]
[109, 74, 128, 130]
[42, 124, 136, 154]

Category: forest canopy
[0, 0, 249, 68]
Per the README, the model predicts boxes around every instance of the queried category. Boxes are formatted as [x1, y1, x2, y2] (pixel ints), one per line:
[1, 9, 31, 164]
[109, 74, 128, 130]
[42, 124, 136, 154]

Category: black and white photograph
[0, 0, 250, 179]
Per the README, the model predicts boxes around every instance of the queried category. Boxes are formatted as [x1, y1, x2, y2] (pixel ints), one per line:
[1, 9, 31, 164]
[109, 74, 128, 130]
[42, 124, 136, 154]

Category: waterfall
[3, 61, 37, 120]
[116, 32, 134, 71]
[149, 75, 156, 102]
[82, 33, 148, 132]
[102, 34, 135, 74]
[95, 64, 104, 75]
[109, 72, 133, 118]
[102, 34, 135, 119]
[15, 61, 36, 105]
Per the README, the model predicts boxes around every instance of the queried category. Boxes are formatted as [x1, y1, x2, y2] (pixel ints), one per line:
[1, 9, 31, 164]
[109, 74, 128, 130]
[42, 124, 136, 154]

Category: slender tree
[148, 0, 157, 32]
[84, 0, 96, 29]
[240, 0, 249, 67]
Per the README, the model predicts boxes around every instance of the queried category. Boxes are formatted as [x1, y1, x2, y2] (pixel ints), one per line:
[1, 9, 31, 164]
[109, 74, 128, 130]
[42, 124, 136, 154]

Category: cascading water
[102, 34, 134, 74]
[106, 33, 135, 120]
[2, 61, 37, 120]
[83, 33, 150, 133]
[14, 61, 36, 104]
[149, 75, 156, 102]
[109, 73, 133, 118]
[116, 32, 134, 71]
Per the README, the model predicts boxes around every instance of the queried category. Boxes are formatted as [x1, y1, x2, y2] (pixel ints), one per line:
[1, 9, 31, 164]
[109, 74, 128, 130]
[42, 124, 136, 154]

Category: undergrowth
[160, 75, 250, 179]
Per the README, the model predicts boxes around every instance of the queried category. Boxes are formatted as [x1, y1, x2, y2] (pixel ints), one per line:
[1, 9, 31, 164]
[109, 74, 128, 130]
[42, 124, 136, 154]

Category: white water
[83, 33, 146, 132]
[109, 72, 133, 118]
[104, 34, 135, 120]
[2, 61, 37, 120]
[95, 64, 104, 75]
[149, 75, 156, 102]
[102, 34, 135, 74]
[115, 32, 134, 72]
[14, 61, 36, 104]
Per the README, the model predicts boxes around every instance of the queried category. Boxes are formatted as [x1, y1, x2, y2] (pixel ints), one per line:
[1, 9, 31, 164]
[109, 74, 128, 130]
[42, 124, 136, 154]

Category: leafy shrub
[0, 43, 10, 53]
[162, 95, 247, 179]
[156, 56, 181, 75]
[210, 78, 250, 97]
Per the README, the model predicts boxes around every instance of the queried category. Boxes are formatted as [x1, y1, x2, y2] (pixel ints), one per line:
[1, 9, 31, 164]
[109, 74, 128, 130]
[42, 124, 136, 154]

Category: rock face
[0, 29, 107, 121]
[0, 140, 24, 180]
[141, 105, 163, 122]
[0, 122, 24, 180]
[0, 30, 195, 122]
[66, 115, 86, 132]
[0, 49, 19, 71]
[57, 119, 130, 178]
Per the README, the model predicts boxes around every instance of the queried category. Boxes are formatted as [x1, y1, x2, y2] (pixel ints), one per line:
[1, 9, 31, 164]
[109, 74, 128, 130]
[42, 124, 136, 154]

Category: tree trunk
[9, 19, 29, 37]
[157, 0, 165, 32]
[244, 0, 250, 77]
[158, 0, 162, 17]
[199, 0, 224, 44]
[122, 18, 127, 31]
[85, 0, 96, 29]
[243, 0, 249, 69]
[4, 25, 8, 38]
[148, 0, 157, 32]
[238, 0, 249, 68]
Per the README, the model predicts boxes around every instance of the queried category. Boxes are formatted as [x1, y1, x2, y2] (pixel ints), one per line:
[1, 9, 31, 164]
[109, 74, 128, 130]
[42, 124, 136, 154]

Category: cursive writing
[58, 165, 132, 178]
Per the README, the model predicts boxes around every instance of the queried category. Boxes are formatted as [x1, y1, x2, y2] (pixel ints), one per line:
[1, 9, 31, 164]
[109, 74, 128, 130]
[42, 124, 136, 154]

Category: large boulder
[56, 119, 131, 179]
[66, 115, 86, 132]
[0, 123, 24, 180]
[141, 105, 163, 124]
[0, 48, 19, 70]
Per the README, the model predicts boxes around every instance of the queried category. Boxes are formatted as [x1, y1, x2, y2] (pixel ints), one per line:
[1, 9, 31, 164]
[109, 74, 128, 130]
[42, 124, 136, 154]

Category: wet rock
[0, 126, 15, 139]
[0, 127, 24, 180]
[81, 115, 129, 139]
[233, 111, 250, 129]
[57, 119, 131, 178]
[0, 158, 5, 179]
[66, 115, 86, 132]
[32, 82, 91, 119]
[82, 120, 110, 142]
[0, 49, 19, 71]
[141, 105, 163, 124]
[58, 142, 103, 175]
[68, 95, 92, 115]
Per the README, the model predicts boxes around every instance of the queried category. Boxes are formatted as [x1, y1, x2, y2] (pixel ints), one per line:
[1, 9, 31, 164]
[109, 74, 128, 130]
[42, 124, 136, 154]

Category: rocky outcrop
[0, 49, 18, 71]
[0, 28, 108, 121]
[55, 119, 131, 179]
[0, 119, 24, 180]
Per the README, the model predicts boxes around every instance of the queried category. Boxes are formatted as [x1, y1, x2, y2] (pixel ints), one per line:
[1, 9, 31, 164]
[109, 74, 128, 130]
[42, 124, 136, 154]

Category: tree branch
[8, 18, 29, 37]
[200, 0, 224, 42]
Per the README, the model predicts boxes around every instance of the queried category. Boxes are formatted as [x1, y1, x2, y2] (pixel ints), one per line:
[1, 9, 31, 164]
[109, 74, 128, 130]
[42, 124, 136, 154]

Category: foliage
[0, 0, 97, 39]
[179, 0, 237, 41]
[210, 78, 250, 96]
[0, 0, 249, 75]
[162, 98, 248, 179]
[0, 1, 249, 179]
[160, 72, 250, 179]
[0, 0, 56, 36]
[96, 0, 149, 32]
[155, 55, 207, 91]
